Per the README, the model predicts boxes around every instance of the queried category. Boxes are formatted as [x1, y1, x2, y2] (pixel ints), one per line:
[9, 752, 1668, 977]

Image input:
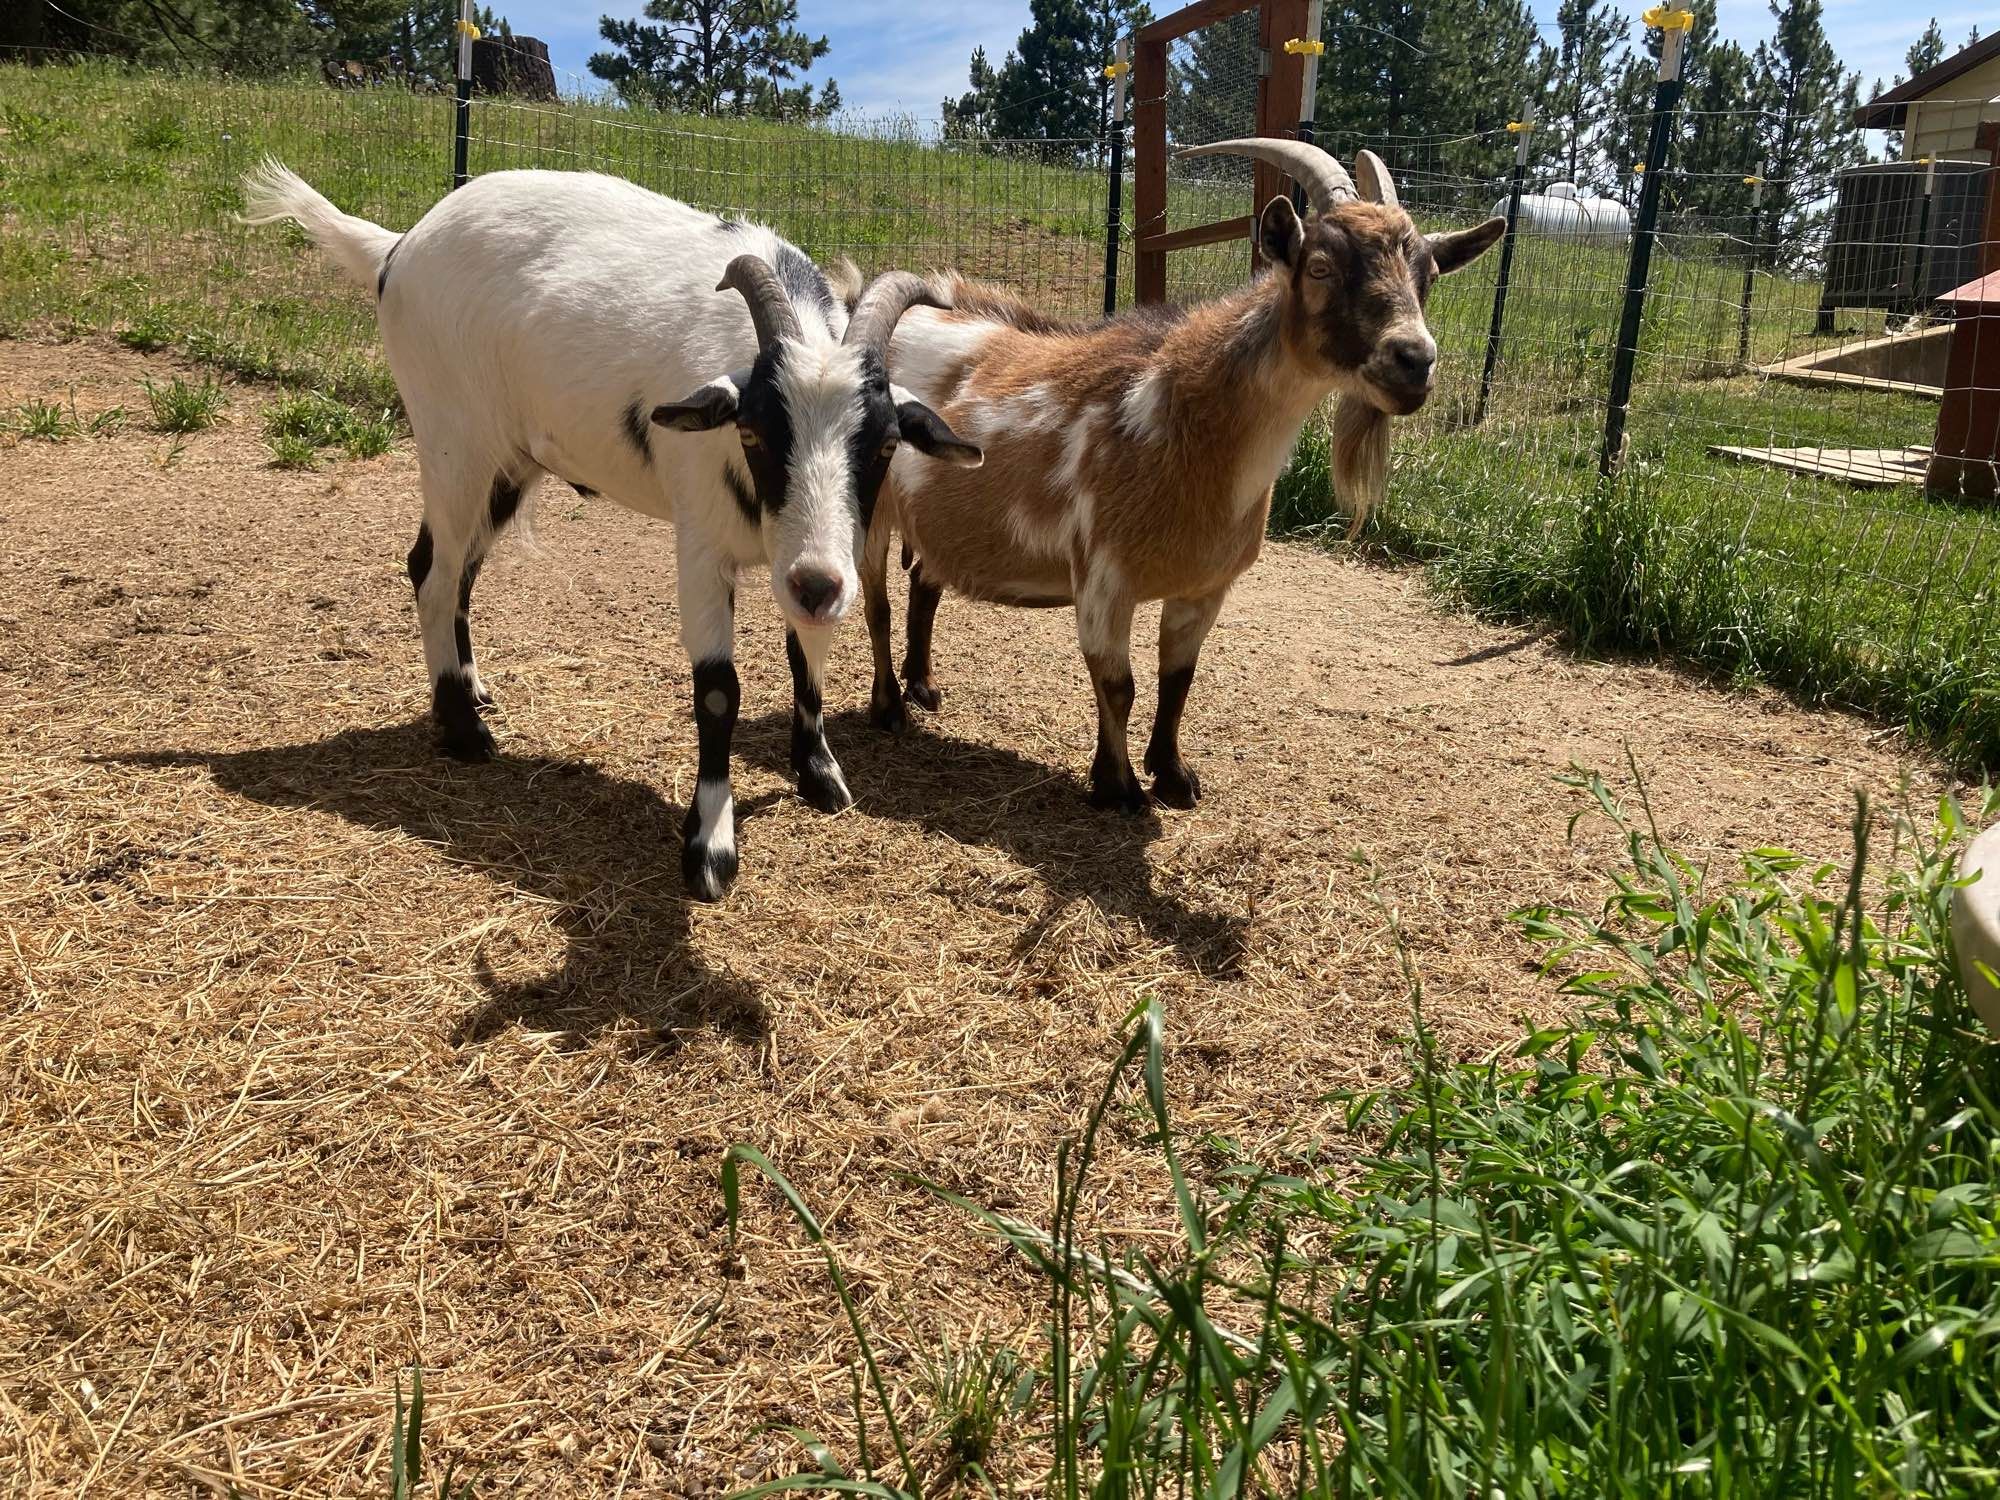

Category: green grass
[262, 388, 396, 463]
[143, 374, 225, 432]
[8, 397, 78, 440]
[728, 778, 2000, 1497]
[2, 59, 1993, 763]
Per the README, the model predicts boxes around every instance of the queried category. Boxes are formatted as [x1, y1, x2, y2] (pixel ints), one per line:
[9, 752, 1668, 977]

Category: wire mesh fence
[1, 49, 1994, 753]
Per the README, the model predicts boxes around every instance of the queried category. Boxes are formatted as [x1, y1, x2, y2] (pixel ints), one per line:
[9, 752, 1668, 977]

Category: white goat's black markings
[721, 463, 758, 528]
[405, 523, 434, 595]
[730, 347, 797, 514]
[621, 398, 653, 466]
[682, 657, 741, 897]
[785, 630, 849, 813]
[774, 242, 836, 323]
[431, 673, 492, 762]
[375, 236, 399, 299]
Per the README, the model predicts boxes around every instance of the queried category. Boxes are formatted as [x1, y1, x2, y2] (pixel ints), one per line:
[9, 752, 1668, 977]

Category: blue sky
[505, 1, 1987, 120]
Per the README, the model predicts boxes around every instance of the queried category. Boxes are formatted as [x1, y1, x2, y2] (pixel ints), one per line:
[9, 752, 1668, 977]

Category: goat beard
[1329, 395, 1391, 542]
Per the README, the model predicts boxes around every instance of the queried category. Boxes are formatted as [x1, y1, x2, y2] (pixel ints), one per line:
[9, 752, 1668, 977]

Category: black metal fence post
[1475, 99, 1533, 426]
[1598, 13, 1688, 480]
[451, 0, 473, 190]
[1102, 39, 1129, 316]
[1735, 163, 1764, 368]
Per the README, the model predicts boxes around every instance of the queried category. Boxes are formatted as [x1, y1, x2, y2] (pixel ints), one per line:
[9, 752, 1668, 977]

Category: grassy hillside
[2, 59, 1993, 761]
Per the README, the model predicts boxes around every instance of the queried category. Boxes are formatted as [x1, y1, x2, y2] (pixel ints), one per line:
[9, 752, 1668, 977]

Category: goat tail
[238, 157, 399, 295]
[1329, 395, 1391, 542]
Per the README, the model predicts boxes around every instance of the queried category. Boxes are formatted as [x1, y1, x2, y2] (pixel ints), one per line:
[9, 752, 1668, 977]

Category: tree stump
[472, 35, 557, 100]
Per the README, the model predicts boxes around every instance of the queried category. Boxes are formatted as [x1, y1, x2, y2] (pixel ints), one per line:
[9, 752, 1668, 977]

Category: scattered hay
[0, 338, 1954, 1495]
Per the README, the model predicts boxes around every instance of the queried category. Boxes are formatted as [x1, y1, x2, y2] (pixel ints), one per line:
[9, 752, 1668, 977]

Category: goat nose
[1388, 335, 1435, 385]
[788, 566, 843, 619]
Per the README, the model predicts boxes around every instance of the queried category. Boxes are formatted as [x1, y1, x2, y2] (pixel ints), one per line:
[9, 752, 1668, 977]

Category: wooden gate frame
[1132, 0, 1312, 304]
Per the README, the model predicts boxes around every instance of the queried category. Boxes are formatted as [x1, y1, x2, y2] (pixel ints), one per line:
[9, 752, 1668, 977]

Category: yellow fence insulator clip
[456, 19, 481, 39]
[1103, 59, 1128, 78]
[1632, 162, 1646, 173]
[1283, 37, 1325, 55]
[1742, 174, 1761, 185]
[1506, 119, 1530, 133]
[1641, 6, 1694, 30]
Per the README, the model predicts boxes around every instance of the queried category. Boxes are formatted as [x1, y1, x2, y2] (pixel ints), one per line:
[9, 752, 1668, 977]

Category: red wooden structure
[1928, 267, 2000, 500]
[1132, 0, 1312, 305]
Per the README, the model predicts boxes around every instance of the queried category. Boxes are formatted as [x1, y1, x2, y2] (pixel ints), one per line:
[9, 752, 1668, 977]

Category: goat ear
[1429, 217, 1507, 276]
[651, 375, 742, 432]
[1258, 195, 1305, 270]
[897, 400, 983, 469]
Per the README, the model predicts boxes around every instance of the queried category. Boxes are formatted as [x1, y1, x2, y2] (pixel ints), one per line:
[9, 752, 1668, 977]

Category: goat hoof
[1089, 773, 1148, 816]
[433, 677, 496, 761]
[681, 840, 738, 901]
[1150, 764, 1201, 809]
[680, 806, 738, 901]
[870, 686, 908, 734]
[904, 676, 942, 713]
[797, 758, 853, 814]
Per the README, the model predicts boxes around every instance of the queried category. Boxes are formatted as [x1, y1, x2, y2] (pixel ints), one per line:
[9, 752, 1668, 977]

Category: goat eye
[879, 438, 898, 459]
[738, 429, 760, 448]
[1307, 257, 1333, 280]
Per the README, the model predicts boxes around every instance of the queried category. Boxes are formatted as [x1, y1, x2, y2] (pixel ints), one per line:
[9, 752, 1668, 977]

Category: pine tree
[1881, 19, 1945, 158]
[33, 0, 319, 71]
[942, 46, 999, 138]
[1906, 18, 1947, 77]
[986, 0, 1149, 151]
[1752, 0, 1863, 254]
[316, 2, 511, 87]
[589, 0, 839, 120]
[1313, 0, 1546, 182]
[1543, 0, 1621, 191]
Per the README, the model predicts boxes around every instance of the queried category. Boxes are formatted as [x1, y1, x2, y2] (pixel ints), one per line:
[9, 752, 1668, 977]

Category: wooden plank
[1253, 0, 1310, 275]
[1138, 0, 1258, 47]
[1134, 37, 1169, 304]
[1709, 444, 1932, 488]
[1138, 215, 1255, 255]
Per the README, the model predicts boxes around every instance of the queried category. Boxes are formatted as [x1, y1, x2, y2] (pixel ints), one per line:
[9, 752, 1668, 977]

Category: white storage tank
[1492, 180, 1631, 245]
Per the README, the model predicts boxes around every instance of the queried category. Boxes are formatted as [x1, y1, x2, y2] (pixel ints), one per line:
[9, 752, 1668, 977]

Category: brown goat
[866, 141, 1504, 811]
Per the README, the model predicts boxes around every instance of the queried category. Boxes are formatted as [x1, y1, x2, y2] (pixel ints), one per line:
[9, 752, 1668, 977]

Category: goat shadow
[115, 724, 769, 1048]
[752, 708, 1249, 979]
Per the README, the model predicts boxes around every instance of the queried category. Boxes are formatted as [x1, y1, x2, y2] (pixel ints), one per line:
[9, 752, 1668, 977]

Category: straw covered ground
[0, 338, 1956, 1497]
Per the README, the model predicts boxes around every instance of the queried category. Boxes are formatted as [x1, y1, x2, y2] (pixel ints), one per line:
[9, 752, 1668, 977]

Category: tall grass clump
[728, 777, 2000, 1497]
[143, 374, 225, 432]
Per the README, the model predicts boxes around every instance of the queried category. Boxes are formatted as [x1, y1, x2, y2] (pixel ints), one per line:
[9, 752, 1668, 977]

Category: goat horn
[1354, 149, 1400, 208]
[716, 254, 802, 350]
[1174, 137, 1357, 214]
[844, 270, 948, 357]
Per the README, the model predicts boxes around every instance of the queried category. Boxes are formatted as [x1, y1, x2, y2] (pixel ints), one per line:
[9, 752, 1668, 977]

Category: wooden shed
[1928, 268, 2000, 501]
[1857, 34, 2000, 162]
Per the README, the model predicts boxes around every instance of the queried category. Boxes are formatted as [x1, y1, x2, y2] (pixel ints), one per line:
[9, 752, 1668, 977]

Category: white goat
[240, 162, 980, 899]
[866, 141, 1502, 812]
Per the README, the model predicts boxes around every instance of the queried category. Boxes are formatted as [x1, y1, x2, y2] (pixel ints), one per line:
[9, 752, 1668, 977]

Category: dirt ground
[0, 338, 1955, 1496]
